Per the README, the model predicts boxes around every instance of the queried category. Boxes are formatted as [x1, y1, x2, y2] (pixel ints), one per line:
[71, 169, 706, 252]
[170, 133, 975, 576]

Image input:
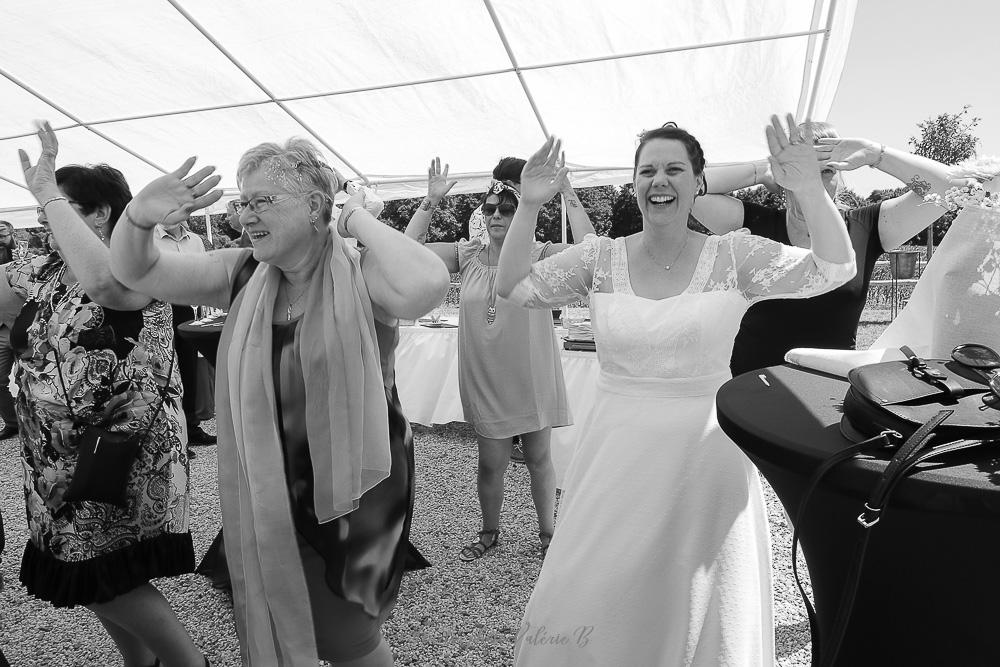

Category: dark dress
[729, 201, 884, 376]
[222, 252, 424, 660]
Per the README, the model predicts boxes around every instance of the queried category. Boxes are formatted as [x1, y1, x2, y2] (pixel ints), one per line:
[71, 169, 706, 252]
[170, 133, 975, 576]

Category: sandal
[459, 529, 499, 561]
[539, 531, 553, 560]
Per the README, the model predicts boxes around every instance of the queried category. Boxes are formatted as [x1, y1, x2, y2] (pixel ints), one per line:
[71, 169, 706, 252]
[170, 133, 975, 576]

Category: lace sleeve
[508, 234, 605, 308]
[722, 230, 856, 303]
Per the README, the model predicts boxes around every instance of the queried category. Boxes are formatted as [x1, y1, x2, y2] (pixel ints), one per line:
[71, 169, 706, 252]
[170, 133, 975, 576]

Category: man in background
[154, 218, 217, 453]
[225, 199, 253, 248]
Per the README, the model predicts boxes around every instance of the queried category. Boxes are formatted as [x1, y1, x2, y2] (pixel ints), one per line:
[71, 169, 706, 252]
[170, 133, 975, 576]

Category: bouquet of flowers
[923, 156, 1000, 212]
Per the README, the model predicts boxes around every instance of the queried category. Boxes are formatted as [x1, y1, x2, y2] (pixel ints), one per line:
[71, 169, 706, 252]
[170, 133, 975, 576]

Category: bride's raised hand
[519, 136, 567, 206]
[128, 157, 223, 229]
[18, 121, 62, 202]
[766, 113, 822, 194]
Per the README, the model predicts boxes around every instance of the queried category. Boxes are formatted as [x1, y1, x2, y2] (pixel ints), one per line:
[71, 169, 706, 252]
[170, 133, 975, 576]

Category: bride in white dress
[496, 116, 857, 666]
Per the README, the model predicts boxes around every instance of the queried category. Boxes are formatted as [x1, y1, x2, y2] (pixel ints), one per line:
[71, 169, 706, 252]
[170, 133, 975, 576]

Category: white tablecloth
[395, 322, 599, 486]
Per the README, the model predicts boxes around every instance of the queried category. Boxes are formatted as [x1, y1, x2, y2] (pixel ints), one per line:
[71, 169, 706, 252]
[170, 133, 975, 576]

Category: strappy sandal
[539, 531, 553, 560]
[459, 529, 499, 561]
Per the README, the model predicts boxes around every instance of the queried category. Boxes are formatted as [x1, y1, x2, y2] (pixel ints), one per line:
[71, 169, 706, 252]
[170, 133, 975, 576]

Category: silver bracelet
[40, 195, 67, 212]
[342, 206, 363, 235]
[872, 144, 886, 169]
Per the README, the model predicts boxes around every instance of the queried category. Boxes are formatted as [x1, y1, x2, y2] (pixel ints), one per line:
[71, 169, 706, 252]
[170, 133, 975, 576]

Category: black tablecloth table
[176, 318, 230, 587]
[176, 318, 224, 365]
[716, 364, 1000, 667]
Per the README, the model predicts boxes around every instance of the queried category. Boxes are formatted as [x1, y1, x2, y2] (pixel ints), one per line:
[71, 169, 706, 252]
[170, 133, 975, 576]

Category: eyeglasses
[36, 199, 81, 216]
[482, 203, 517, 217]
[232, 193, 307, 215]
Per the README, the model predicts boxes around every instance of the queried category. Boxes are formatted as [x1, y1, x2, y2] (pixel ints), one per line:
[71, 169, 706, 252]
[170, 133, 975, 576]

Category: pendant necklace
[642, 233, 688, 271]
[485, 245, 498, 325]
[284, 281, 309, 321]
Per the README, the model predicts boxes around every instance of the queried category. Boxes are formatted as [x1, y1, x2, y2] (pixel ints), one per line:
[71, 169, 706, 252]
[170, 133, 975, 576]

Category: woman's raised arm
[110, 157, 233, 308]
[768, 115, 853, 265]
[403, 157, 461, 272]
[19, 122, 151, 310]
[816, 137, 958, 250]
[340, 189, 451, 320]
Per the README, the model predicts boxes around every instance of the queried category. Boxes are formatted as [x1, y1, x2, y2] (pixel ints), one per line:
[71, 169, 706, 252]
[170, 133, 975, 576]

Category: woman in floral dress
[9, 122, 206, 667]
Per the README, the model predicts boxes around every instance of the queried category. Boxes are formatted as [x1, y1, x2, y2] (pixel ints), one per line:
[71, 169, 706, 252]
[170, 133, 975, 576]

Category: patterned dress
[9, 255, 193, 607]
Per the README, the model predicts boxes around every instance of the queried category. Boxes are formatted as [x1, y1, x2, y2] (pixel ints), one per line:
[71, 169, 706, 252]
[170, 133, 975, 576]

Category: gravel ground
[0, 419, 815, 666]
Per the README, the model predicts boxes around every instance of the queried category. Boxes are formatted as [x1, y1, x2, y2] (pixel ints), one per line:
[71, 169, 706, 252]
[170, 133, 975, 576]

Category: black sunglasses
[482, 202, 517, 217]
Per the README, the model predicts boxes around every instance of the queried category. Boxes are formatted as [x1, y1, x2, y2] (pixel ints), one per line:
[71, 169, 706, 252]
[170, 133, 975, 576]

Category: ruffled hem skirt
[20, 531, 195, 608]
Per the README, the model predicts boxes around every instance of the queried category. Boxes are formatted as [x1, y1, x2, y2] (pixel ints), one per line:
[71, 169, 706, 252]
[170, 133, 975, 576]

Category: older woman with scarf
[111, 139, 450, 667]
[405, 159, 594, 562]
[11, 123, 202, 666]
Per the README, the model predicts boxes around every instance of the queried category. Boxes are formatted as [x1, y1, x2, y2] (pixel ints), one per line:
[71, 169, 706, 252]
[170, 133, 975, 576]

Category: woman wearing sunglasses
[111, 138, 449, 666]
[405, 158, 595, 562]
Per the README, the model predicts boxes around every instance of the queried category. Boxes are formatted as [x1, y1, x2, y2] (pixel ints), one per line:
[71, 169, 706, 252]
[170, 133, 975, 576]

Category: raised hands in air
[765, 113, 822, 195]
[518, 136, 567, 206]
[814, 137, 884, 172]
[128, 157, 223, 229]
[18, 121, 61, 202]
[426, 157, 458, 204]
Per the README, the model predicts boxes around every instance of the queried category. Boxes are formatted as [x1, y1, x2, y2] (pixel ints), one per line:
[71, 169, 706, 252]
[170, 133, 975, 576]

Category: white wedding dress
[508, 232, 855, 666]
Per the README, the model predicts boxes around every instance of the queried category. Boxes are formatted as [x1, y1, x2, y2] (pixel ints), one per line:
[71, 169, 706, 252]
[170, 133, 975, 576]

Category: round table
[176, 317, 225, 364]
[716, 364, 1000, 666]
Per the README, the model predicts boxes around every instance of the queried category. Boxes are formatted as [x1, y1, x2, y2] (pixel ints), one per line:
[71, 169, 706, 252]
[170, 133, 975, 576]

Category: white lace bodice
[509, 233, 855, 379]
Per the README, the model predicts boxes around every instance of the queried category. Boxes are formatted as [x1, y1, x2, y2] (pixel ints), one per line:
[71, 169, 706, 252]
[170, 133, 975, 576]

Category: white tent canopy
[0, 0, 857, 228]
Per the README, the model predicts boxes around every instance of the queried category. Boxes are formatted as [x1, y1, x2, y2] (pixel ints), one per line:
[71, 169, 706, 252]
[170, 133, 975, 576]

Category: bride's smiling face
[633, 138, 703, 228]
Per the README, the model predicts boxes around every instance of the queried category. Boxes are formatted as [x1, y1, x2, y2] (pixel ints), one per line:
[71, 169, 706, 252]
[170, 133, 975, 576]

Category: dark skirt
[20, 532, 194, 608]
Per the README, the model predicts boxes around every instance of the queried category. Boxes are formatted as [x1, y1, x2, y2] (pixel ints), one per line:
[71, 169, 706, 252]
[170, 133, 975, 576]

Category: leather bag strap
[791, 430, 899, 666]
[900, 346, 965, 399]
[793, 409, 997, 667]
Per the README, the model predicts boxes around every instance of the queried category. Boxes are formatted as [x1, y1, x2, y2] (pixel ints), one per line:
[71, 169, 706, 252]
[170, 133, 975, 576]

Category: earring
[95, 223, 106, 241]
[310, 214, 320, 232]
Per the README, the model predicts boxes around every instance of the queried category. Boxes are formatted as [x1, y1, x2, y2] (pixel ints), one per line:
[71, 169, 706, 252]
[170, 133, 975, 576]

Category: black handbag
[60, 346, 175, 508]
[793, 345, 1000, 667]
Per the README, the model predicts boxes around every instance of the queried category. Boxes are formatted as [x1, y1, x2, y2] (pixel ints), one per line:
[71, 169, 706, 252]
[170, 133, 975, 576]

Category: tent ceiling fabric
[0, 0, 857, 228]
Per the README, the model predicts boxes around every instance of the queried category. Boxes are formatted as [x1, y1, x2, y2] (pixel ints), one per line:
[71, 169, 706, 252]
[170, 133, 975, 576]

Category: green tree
[609, 184, 642, 238]
[900, 106, 981, 247]
[381, 198, 462, 242]
[731, 185, 787, 209]
[908, 105, 980, 165]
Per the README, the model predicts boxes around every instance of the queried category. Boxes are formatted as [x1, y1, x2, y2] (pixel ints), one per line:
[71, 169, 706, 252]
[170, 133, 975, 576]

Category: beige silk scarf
[216, 226, 391, 665]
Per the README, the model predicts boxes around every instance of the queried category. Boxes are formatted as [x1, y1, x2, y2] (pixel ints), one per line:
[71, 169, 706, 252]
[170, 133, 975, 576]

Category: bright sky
[826, 0, 1000, 197]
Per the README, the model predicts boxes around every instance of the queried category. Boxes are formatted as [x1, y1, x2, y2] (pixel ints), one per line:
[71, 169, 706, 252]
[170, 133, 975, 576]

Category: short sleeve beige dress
[456, 238, 571, 438]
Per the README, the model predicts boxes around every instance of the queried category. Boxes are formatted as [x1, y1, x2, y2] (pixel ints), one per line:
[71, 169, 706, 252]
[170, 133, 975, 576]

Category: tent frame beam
[0, 27, 829, 142]
[0, 66, 168, 176]
[165, 0, 370, 183]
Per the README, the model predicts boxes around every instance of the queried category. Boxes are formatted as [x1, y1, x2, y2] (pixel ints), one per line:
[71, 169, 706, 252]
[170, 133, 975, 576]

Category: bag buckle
[878, 429, 903, 448]
[857, 503, 881, 528]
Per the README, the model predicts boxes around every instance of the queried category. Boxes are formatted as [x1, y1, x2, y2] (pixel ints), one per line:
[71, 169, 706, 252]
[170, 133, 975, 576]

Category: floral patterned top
[7, 255, 190, 571]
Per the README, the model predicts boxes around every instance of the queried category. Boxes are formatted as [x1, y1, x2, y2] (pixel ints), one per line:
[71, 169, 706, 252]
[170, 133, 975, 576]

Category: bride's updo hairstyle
[237, 138, 346, 224]
[633, 123, 707, 182]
